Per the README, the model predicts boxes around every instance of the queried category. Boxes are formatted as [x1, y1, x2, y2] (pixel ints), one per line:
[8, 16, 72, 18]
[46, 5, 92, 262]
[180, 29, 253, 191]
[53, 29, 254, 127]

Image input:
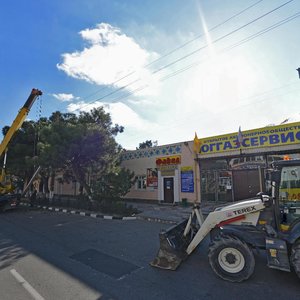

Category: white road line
[10, 269, 46, 300]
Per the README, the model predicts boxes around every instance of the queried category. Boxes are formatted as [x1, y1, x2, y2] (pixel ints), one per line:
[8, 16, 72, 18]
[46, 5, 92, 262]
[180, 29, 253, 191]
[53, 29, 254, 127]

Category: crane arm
[0, 89, 42, 157]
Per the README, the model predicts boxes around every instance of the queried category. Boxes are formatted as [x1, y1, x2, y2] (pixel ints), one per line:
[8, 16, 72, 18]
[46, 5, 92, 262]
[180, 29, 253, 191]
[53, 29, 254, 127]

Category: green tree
[137, 140, 153, 149]
[91, 168, 135, 202]
[38, 108, 124, 197]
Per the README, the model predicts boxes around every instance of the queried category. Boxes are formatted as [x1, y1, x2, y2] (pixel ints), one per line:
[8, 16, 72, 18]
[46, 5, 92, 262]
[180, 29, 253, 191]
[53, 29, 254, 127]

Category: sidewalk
[19, 199, 225, 224]
[127, 201, 225, 224]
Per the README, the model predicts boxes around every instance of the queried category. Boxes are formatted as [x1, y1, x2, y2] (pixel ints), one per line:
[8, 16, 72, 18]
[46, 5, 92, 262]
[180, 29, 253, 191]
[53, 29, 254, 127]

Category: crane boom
[0, 88, 42, 157]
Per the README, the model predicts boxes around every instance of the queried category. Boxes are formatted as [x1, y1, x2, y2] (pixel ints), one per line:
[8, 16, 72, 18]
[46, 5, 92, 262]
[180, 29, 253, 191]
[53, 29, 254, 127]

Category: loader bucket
[150, 219, 190, 270]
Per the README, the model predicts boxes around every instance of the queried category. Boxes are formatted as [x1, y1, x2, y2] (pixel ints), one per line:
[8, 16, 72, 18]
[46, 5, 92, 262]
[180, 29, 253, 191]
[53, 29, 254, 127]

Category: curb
[19, 202, 185, 224]
[19, 202, 137, 221]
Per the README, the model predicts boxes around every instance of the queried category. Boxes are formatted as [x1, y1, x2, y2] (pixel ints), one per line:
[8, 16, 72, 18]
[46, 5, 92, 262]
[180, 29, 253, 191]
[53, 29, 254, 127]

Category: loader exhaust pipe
[150, 219, 190, 270]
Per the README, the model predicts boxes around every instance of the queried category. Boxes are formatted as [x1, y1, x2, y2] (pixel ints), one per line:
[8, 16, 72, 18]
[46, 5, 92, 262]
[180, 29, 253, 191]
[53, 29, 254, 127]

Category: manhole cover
[70, 249, 140, 279]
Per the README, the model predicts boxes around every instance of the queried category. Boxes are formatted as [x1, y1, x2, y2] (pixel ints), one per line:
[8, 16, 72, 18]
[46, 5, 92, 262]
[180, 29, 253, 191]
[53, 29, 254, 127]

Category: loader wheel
[208, 235, 255, 282]
[291, 240, 300, 279]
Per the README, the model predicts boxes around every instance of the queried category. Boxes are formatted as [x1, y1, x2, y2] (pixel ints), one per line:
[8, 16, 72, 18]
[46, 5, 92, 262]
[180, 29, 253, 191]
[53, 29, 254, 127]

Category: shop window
[136, 175, 146, 190]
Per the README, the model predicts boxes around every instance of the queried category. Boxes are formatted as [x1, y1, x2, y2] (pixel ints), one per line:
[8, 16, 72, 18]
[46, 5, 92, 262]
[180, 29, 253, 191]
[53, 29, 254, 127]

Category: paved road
[1, 210, 300, 300]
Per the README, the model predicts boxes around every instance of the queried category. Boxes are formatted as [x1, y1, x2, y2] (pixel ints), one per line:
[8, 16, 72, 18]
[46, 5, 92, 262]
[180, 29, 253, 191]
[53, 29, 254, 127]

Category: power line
[66, 0, 294, 114]
[71, 8, 299, 115]
[160, 12, 300, 82]
[73, 12, 300, 115]
[55, 0, 297, 147]
[151, 0, 294, 75]
[60, 1, 267, 113]
[145, 0, 265, 68]
[224, 12, 300, 52]
[69, 0, 265, 104]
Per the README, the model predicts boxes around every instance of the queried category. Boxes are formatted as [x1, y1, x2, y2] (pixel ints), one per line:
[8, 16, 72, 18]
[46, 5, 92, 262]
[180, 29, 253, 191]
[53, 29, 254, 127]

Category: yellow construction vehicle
[0, 88, 42, 211]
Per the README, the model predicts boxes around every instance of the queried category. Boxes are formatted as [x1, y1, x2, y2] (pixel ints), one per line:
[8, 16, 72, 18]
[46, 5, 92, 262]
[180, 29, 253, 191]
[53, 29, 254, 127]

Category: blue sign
[181, 170, 194, 193]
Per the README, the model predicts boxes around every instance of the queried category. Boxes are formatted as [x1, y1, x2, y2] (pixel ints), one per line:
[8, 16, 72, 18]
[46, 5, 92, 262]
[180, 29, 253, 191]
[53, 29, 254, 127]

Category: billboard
[197, 122, 300, 155]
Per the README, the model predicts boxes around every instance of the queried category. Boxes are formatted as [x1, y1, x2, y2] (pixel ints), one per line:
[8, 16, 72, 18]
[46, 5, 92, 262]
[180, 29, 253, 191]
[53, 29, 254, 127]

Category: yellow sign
[280, 188, 300, 201]
[181, 166, 193, 172]
[156, 155, 181, 166]
[197, 122, 300, 155]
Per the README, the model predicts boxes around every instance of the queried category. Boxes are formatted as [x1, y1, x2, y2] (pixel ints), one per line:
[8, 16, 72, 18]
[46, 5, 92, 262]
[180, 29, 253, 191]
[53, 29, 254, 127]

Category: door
[233, 170, 261, 201]
[163, 177, 174, 203]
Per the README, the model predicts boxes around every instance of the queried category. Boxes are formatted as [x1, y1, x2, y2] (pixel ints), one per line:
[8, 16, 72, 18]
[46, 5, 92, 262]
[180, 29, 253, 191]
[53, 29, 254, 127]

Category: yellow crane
[0, 89, 42, 210]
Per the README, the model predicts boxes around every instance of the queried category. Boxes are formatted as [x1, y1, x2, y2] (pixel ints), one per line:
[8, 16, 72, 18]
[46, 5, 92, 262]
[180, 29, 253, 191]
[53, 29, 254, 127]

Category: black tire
[208, 235, 255, 282]
[291, 240, 300, 279]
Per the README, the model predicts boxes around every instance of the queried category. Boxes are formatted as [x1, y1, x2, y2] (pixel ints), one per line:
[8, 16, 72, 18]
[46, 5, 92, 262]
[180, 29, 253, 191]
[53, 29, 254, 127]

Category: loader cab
[272, 160, 300, 231]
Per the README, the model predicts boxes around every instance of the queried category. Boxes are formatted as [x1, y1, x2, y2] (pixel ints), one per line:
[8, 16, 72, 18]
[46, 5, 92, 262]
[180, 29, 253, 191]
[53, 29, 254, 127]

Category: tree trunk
[72, 164, 92, 197]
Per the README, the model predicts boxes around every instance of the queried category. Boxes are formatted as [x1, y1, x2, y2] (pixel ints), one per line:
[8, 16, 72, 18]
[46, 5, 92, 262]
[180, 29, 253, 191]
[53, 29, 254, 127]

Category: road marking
[10, 269, 46, 300]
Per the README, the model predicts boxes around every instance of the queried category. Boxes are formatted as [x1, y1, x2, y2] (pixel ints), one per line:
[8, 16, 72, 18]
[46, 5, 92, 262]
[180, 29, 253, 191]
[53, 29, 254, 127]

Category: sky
[1, 0, 300, 150]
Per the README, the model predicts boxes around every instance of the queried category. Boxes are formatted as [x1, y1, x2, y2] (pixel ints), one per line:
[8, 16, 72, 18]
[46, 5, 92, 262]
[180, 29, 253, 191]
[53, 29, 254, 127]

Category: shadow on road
[1, 209, 300, 300]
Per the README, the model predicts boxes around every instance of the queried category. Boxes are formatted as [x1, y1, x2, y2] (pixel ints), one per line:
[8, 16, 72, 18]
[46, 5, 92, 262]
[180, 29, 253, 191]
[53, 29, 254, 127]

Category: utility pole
[297, 67, 300, 78]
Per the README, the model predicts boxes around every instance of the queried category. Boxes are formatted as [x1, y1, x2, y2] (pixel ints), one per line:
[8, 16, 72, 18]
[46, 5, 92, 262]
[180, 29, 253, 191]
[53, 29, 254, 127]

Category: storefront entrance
[163, 177, 174, 203]
[200, 170, 233, 202]
[199, 157, 266, 203]
[232, 169, 262, 201]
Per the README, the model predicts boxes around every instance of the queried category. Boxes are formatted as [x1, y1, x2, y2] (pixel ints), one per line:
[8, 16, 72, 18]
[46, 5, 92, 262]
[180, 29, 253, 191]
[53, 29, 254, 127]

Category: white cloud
[66, 101, 99, 113]
[66, 99, 159, 149]
[56, 21, 300, 150]
[52, 93, 76, 102]
[57, 23, 159, 96]
[67, 100, 154, 129]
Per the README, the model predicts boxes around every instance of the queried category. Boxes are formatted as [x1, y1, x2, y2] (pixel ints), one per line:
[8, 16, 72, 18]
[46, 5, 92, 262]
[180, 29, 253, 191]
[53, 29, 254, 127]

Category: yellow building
[121, 121, 300, 205]
[121, 141, 200, 204]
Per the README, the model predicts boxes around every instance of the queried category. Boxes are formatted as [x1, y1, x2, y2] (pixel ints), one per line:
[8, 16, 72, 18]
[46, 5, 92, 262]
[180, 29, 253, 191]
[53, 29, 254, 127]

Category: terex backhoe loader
[0, 89, 42, 211]
[151, 159, 300, 282]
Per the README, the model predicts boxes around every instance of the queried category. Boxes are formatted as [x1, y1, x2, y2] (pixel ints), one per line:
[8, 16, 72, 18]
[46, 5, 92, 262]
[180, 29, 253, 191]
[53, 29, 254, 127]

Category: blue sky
[1, 0, 300, 149]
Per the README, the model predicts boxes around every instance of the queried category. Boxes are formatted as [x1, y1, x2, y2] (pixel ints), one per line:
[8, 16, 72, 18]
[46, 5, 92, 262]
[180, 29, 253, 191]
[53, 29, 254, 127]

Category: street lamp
[297, 67, 300, 78]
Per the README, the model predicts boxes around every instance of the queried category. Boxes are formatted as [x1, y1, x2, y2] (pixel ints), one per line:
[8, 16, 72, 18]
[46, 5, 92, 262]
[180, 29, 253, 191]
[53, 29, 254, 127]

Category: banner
[181, 166, 194, 193]
[197, 122, 300, 155]
[147, 168, 158, 188]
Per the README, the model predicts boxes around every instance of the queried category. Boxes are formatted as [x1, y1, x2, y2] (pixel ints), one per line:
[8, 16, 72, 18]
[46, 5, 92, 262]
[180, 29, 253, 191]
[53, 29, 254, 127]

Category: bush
[98, 200, 139, 216]
[35, 193, 139, 217]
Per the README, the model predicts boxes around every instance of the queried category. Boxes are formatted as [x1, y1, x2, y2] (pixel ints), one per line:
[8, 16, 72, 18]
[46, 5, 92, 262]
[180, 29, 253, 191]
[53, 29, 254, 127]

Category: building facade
[46, 121, 300, 205]
[121, 142, 200, 204]
[121, 121, 300, 204]
[196, 121, 300, 203]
